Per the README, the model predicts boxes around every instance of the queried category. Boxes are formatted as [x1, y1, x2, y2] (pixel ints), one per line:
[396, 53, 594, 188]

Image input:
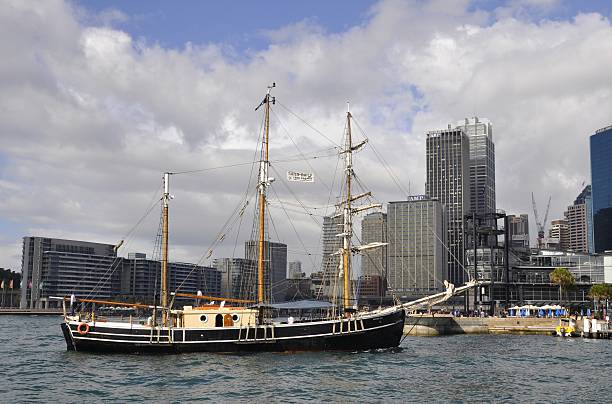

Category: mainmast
[342, 104, 353, 311]
[161, 172, 170, 326]
[257, 83, 275, 305]
[339, 103, 384, 312]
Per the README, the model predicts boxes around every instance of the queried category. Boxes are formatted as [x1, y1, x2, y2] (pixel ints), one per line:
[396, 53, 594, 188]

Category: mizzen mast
[257, 83, 275, 305]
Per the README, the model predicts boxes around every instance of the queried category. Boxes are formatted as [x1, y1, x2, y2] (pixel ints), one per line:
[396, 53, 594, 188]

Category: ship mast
[342, 104, 353, 311]
[257, 83, 275, 305]
[339, 103, 385, 312]
[161, 172, 170, 326]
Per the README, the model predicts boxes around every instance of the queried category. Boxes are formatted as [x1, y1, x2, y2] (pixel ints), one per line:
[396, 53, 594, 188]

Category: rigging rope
[276, 101, 341, 148]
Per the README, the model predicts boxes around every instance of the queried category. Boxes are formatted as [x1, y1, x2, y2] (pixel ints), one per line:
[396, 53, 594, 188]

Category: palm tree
[549, 267, 575, 302]
[588, 284, 612, 314]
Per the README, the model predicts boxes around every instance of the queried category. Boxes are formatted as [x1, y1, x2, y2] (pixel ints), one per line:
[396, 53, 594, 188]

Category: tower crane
[531, 192, 551, 250]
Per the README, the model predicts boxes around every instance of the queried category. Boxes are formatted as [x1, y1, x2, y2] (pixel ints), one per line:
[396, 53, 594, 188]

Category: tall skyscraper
[507, 214, 530, 249]
[456, 117, 496, 221]
[565, 185, 593, 254]
[590, 125, 612, 253]
[245, 240, 288, 302]
[387, 196, 446, 295]
[360, 212, 387, 278]
[426, 126, 471, 284]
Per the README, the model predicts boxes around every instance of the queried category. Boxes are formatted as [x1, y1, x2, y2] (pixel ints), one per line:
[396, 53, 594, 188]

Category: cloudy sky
[1, 0, 611, 273]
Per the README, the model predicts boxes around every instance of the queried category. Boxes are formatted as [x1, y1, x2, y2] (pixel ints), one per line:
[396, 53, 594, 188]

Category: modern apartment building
[426, 126, 471, 284]
[21, 237, 118, 308]
[21, 237, 222, 309]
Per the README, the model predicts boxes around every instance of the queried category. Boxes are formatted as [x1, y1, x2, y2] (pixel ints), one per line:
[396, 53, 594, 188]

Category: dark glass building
[590, 125, 612, 253]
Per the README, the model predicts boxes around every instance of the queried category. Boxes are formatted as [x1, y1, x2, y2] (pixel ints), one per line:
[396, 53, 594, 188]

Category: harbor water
[1, 315, 609, 402]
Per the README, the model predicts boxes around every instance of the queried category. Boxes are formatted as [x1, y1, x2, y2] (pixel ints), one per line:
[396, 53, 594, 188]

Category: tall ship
[59, 84, 479, 353]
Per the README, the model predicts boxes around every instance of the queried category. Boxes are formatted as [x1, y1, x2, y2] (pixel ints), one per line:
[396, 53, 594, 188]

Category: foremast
[257, 83, 275, 305]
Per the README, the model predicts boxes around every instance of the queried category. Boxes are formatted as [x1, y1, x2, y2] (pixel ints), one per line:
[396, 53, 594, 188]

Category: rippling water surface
[1, 316, 609, 402]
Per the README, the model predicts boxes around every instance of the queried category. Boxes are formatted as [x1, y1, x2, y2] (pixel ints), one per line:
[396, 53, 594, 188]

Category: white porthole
[232, 314, 240, 322]
[200, 315, 208, 323]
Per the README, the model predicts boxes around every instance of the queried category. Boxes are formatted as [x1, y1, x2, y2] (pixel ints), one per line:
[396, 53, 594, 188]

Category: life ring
[77, 322, 90, 335]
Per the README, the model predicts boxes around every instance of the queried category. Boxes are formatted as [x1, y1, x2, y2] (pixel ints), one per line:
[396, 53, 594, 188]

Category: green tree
[549, 267, 575, 302]
[588, 283, 612, 311]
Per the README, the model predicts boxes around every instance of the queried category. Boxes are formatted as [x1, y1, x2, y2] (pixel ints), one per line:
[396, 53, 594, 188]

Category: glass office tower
[590, 125, 612, 253]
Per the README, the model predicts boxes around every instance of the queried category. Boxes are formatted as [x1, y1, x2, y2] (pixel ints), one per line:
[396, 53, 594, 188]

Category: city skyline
[2, 1, 612, 273]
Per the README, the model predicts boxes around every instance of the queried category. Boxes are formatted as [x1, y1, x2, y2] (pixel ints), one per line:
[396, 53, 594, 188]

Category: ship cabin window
[232, 314, 240, 322]
[200, 315, 208, 323]
[215, 314, 223, 327]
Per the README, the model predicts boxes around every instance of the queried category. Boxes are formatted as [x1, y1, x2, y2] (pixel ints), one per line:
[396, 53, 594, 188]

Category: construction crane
[532, 192, 552, 250]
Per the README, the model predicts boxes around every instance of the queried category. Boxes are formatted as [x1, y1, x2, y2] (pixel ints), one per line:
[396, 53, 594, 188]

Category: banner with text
[287, 171, 314, 183]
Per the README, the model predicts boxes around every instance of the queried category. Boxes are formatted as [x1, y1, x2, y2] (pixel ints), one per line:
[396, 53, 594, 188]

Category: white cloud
[1, 0, 611, 272]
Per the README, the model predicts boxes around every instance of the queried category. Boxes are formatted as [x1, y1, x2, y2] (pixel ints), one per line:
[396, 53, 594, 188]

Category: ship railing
[332, 317, 363, 335]
[237, 324, 276, 343]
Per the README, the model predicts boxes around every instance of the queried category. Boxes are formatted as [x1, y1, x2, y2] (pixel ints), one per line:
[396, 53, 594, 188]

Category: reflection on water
[2, 316, 610, 402]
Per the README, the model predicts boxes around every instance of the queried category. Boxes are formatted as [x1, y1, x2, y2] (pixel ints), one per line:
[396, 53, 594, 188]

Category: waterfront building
[549, 219, 569, 251]
[456, 117, 496, 224]
[565, 185, 593, 254]
[0, 267, 21, 308]
[120, 253, 221, 305]
[387, 196, 446, 296]
[360, 212, 387, 278]
[502, 251, 612, 305]
[426, 125, 471, 284]
[20, 237, 118, 309]
[288, 261, 303, 279]
[20, 236, 223, 309]
[590, 125, 612, 253]
[245, 240, 288, 302]
[507, 214, 530, 249]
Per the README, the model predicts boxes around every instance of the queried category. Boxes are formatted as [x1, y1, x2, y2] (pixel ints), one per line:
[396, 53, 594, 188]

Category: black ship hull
[61, 307, 405, 353]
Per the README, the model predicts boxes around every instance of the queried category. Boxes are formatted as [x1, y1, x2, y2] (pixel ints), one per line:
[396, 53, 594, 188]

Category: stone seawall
[404, 314, 558, 336]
